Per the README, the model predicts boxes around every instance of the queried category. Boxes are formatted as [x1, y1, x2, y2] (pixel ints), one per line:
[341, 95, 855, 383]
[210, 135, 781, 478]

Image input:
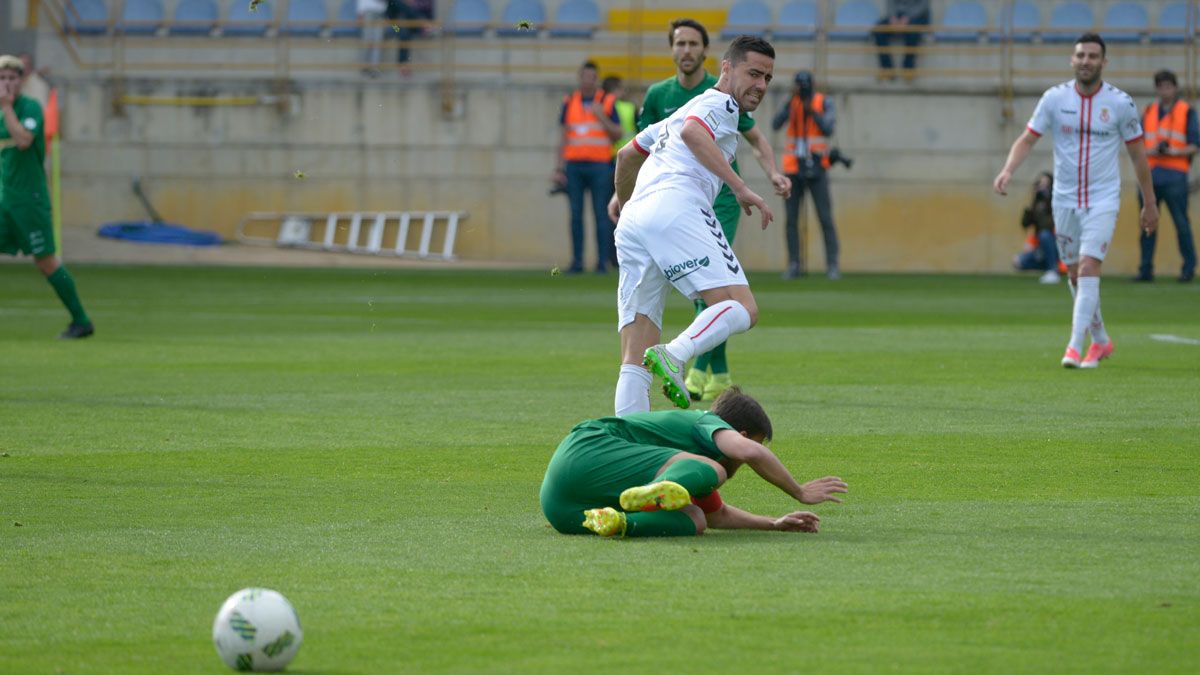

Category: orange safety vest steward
[782, 92, 830, 174]
[1144, 100, 1191, 173]
[562, 90, 616, 163]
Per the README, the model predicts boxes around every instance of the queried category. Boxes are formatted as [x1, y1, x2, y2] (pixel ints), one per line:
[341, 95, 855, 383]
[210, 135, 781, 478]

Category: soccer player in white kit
[994, 33, 1158, 369]
[610, 36, 780, 415]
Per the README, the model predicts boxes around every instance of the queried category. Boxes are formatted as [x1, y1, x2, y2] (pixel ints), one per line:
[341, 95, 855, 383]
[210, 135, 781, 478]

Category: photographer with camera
[1136, 69, 1198, 283]
[772, 71, 844, 280]
[1013, 172, 1062, 284]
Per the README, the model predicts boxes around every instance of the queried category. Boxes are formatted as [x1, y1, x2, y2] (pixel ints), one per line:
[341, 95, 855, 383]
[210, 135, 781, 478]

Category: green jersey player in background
[0, 55, 93, 339]
[540, 386, 847, 538]
[611, 19, 790, 403]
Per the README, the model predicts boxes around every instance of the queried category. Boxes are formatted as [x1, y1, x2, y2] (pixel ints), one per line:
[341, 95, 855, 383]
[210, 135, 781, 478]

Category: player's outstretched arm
[993, 129, 1039, 196]
[714, 429, 847, 504]
[740, 126, 791, 198]
[613, 141, 648, 213]
[706, 503, 820, 533]
[1125, 140, 1160, 235]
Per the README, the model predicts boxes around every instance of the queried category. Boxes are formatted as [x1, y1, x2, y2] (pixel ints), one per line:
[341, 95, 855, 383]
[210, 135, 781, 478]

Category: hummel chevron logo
[717, 240, 729, 251]
[727, 264, 740, 274]
[722, 251, 736, 262]
[700, 208, 713, 218]
[726, 100, 736, 114]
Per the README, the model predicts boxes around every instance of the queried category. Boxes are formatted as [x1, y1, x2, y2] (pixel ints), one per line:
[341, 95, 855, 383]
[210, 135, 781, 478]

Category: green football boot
[643, 345, 690, 409]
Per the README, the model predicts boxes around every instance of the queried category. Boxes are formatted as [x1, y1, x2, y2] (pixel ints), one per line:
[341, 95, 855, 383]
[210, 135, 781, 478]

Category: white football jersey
[1027, 80, 1143, 211]
[628, 88, 742, 207]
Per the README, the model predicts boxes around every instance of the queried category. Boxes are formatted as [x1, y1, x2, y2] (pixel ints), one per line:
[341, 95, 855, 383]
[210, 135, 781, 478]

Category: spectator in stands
[603, 75, 638, 269]
[18, 54, 49, 110]
[1013, 172, 1061, 284]
[872, 0, 930, 81]
[553, 61, 622, 274]
[772, 71, 840, 280]
[387, 0, 424, 72]
[357, 0, 387, 77]
[1136, 69, 1198, 283]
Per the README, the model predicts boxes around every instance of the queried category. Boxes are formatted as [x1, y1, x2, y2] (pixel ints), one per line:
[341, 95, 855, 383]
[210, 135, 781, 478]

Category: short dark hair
[580, 61, 598, 72]
[723, 35, 775, 65]
[1154, 69, 1178, 87]
[669, 18, 709, 48]
[601, 75, 622, 94]
[1075, 32, 1106, 56]
[710, 386, 773, 442]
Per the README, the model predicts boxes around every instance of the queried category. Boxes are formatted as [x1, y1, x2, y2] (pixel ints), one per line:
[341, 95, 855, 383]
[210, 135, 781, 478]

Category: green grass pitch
[2, 264, 1197, 673]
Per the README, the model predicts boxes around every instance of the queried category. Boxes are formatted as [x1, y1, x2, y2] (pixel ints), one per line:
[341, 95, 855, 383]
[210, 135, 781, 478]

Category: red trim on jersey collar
[686, 115, 716, 139]
[631, 136, 650, 156]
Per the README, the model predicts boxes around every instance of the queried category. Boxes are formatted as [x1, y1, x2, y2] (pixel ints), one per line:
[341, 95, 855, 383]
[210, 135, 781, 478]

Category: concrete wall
[52, 74, 1193, 274]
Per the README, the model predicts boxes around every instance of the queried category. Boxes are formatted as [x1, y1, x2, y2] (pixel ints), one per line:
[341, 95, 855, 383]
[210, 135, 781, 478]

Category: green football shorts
[0, 200, 55, 257]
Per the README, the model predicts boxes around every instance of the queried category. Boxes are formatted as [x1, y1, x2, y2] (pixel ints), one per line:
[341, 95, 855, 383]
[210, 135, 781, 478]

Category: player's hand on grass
[607, 194, 621, 224]
[770, 172, 792, 198]
[735, 185, 773, 229]
[773, 511, 820, 533]
[798, 476, 847, 504]
[993, 170, 1012, 196]
[1141, 202, 1159, 236]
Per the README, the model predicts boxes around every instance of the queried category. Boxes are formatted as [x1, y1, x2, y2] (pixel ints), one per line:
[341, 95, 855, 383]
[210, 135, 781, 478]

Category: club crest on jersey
[704, 111, 720, 130]
[663, 256, 710, 281]
[1099, 108, 1110, 122]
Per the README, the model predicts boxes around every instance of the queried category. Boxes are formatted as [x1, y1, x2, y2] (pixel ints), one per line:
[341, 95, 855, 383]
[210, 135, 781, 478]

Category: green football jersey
[569, 409, 732, 462]
[0, 96, 48, 206]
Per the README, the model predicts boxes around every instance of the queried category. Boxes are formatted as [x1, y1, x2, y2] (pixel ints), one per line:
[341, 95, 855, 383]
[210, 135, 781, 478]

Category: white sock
[1070, 277, 1100, 352]
[664, 300, 752, 363]
[1090, 304, 1109, 345]
[615, 364, 652, 416]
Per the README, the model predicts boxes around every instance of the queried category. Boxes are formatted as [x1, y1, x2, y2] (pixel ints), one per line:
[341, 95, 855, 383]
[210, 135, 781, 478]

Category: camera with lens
[1157, 141, 1171, 156]
[827, 147, 854, 170]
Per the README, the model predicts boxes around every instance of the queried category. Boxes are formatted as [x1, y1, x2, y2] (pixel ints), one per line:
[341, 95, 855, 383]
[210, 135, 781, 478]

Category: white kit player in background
[993, 33, 1158, 369]
[609, 35, 789, 415]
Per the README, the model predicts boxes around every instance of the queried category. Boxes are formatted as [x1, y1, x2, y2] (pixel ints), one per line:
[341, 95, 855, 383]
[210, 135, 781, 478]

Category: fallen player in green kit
[539, 387, 847, 538]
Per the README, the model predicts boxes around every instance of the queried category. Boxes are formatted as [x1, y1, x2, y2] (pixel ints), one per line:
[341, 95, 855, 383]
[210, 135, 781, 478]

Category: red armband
[691, 489, 724, 514]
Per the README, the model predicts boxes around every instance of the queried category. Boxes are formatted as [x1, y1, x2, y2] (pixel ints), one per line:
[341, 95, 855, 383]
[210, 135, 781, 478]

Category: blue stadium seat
[65, 0, 109, 35]
[720, 0, 772, 39]
[934, 0, 987, 42]
[549, 0, 599, 38]
[829, 0, 879, 41]
[1043, 2, 1094, 43]
[119, 0, 162, 34]
[1102, 3, 1148, 43]
[225, 0, 273, 36]
[995, 0, 1039, 42]
[285, 0, 327, 36]
[170, 0, 217, 35]
[330, 0, 359, 38]
[496, 0, 544, 37]
[775, 0, 818, 41]
[448, 0, 490, 37]
[1152, 3, 1191, 43]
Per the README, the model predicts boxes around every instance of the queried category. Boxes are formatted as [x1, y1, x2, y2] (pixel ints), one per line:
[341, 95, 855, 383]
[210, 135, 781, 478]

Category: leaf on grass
[293, 170, 306, 180]
[550, 266, 561, 276]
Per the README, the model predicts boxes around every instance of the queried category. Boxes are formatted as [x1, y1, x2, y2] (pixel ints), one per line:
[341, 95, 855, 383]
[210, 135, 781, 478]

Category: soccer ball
[212, 588, 303, 672]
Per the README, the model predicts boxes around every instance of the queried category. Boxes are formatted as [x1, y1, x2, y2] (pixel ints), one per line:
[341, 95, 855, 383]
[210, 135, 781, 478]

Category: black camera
[548, 183, 567, 196]
[1158, 141, 1171, 156]
[827, 147, 854, 170]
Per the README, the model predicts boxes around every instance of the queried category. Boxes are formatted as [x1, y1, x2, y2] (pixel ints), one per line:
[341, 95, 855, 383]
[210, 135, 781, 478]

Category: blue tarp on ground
[98, 222, 223, 247]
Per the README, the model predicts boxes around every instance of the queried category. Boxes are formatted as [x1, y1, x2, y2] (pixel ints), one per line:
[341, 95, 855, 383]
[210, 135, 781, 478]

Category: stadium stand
[934, 0, 988, 42]
[1102, 3, 1150, 43]
[170, 0, 218, 35]
[1153, 2, 1193, 43]
[285, 0, 329, 37]
[774, 0, 818, 41]
[449, 0, 491, 37]
[330, 0, 359, 38]
[496, 0, 545, 37]
[994, 0, 1040, 42]
[720, 0, 772, 39]
[549, 0, 600, 38]
[118, 0, 163, 35]
[1043, 2, 1095, 43]
[225, 0, 274, 36]
[65, 0, 109, 35]
[829, 0, 878, 41]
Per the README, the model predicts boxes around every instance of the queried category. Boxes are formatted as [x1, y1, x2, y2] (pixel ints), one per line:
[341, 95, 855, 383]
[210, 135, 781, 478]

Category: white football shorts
[615, 191, 749, 331]
[1052, 206, 1118, 265]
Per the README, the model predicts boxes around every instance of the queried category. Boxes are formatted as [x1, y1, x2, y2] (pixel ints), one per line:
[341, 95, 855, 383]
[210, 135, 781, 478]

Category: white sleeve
[632, 121, 664, 156]
[685, 94, 738, 140]
[1027, 90, 1053, 137]
[1119, 95, 1143, 142]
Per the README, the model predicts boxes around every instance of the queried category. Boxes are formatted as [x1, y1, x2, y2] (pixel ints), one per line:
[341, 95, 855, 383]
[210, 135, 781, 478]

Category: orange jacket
[1144, 100, 1191, 173]
[561, 90, 616, 163]
[782, 93, 830, 174]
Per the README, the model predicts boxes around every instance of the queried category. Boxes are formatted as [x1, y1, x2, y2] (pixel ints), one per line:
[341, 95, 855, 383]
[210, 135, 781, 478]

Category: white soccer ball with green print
[213, 588, 303, 672]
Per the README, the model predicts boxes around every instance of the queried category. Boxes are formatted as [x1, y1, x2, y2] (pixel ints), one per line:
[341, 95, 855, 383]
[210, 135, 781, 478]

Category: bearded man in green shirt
[0, 55, 93, 339]
[610, 19, 790, 403]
